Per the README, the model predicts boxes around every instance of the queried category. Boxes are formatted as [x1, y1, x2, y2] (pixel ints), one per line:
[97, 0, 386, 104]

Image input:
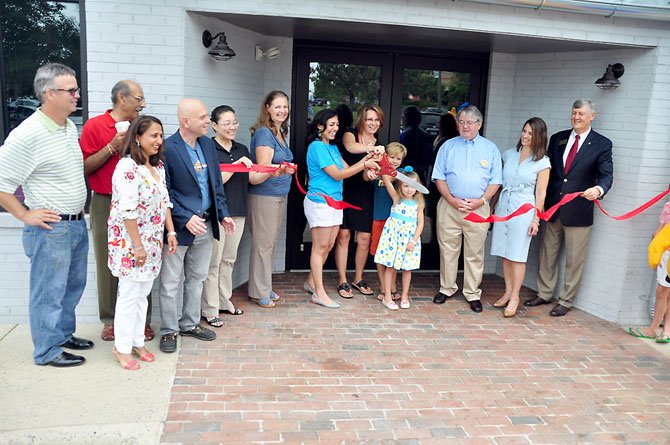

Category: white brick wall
[2, 0, 669, 324]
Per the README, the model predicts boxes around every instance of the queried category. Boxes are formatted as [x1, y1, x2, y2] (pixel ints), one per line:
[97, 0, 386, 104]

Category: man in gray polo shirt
[0, 63, 93, 367]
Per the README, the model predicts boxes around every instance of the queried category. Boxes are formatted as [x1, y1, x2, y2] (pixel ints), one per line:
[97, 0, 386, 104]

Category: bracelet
[134, 245, 145, 251]
[363, 160, 367, 169]
[107, 144, 114, 155]
[167, 231, 177, 237]
[408, 239, 416, 244]
[481, 196, 487, 205]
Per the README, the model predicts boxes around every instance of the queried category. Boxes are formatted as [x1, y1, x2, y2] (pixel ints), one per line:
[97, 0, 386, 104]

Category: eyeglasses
[458, 120, 480, 127]
[127, 94, 146, 103]
[218, 120, 239, 128]
[53, 88, 80, 97]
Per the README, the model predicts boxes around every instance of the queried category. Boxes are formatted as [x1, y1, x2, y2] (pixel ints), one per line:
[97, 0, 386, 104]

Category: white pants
[114, 278, 153, 354]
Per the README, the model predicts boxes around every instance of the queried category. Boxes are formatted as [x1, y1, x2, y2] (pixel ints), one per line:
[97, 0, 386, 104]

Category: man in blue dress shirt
[431, 105, 503, 312]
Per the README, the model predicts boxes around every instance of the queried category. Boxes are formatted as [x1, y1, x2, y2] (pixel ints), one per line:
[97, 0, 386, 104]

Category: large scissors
[377, 155, 429, 194]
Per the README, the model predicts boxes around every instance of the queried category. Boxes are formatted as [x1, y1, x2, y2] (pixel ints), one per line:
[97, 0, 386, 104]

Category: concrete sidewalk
[0, 323, 177, 445]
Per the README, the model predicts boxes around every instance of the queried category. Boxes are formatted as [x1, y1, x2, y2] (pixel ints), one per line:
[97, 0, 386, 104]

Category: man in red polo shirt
[80, 80, 154, 341]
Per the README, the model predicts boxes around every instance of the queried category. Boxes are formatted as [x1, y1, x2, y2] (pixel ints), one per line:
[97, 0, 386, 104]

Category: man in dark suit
[525, 98, 613, 317]
[158, 98, 235, 352]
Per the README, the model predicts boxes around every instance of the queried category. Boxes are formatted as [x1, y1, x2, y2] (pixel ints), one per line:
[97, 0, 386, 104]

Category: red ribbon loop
[464, 187, 670, 224]
[219, 162, 361, 210]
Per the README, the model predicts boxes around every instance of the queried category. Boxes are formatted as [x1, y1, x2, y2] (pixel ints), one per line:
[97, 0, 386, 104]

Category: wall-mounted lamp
[595, 63, 624, 90]
[202, 30, 236, 61]
[255, 45, 281, 62]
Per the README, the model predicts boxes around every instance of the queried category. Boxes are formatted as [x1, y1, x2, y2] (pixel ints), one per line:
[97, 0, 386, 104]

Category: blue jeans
[22, 220, 88, 364]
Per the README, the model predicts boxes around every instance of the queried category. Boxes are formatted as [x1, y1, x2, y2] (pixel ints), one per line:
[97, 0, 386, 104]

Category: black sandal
[351, 280, 374, 296]
[219, 308, 244, 315]
[206, 317, 224, 328]
[337, 282, 353, 299]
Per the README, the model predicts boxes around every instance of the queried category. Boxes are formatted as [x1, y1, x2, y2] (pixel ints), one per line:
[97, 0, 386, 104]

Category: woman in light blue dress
[490, 117, 550, 318]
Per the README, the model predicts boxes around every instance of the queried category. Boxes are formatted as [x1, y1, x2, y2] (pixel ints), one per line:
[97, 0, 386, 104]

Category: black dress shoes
[62, 336, 94, 350]
[469, 300, 483, 313]
[550, 304, 570, 317]
[39, 351, 86, 368]
[524, 296, 552, 307]
[433, 292, 451, 304]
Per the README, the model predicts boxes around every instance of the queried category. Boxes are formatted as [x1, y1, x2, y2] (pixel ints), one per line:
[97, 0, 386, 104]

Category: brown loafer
[144, 324, 155, 341]
[101, 324, 114, 341]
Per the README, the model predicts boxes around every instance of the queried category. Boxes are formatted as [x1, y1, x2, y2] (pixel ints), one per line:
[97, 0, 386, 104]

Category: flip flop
[206, 317, 224, 328]
[351, 280, 374, 296]
[270, 291, 281, 301]
[656, 335, 670, 343]
[220, 308, 244, 315]
[252, 297, 276, 308]
[627, 326, 655, 339]
[337, 282, 353, 299]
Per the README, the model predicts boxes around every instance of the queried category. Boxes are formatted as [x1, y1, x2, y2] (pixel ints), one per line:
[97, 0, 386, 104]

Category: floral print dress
[374, 199, 421, 271]
[108, 157, 172, 281]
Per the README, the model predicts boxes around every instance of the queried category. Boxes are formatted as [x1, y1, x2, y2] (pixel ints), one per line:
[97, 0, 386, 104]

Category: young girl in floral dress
[374, 168, 425, 310]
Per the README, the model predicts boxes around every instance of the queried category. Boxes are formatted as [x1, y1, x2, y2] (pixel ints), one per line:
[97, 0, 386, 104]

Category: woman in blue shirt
[304, 109, 376, 309]
[247, 91, 295, 308]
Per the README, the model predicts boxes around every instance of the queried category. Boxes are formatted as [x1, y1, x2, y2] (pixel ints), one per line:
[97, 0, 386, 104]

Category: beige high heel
[493, 296, 510, 308]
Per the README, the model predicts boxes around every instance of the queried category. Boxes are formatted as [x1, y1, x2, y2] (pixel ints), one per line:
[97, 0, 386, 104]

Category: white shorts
[657, 250, 670, 288]
[304, 197, 343, 228]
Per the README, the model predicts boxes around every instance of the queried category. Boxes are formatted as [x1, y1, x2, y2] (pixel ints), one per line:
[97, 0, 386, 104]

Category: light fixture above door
[202, 30, 236, 61]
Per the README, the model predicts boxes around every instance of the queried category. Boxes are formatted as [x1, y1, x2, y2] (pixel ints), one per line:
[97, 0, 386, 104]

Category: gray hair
[572, 98, 596, 113]
[33, 63, 76, 102]
[111, 80, 132, 105]
[457, 105, 483, 123]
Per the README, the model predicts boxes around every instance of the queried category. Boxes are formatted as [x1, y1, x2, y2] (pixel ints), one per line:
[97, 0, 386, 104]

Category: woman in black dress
[334, 104, 385, 298]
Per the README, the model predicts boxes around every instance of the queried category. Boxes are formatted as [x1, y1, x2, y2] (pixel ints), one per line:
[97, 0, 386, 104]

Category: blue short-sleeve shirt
[248, 126, 294, 196]
[432, 134, 503, 198]
[306, 140, 344, 203]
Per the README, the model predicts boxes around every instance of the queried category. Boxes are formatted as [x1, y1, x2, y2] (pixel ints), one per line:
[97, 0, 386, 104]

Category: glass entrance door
[288, 43, 488, 271]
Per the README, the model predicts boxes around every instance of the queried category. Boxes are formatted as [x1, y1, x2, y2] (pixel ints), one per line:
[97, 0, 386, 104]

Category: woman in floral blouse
[108, 115, 177, 370]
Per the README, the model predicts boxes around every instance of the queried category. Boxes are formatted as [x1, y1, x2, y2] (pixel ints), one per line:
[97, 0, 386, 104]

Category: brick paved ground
[161, 272, 670, 445]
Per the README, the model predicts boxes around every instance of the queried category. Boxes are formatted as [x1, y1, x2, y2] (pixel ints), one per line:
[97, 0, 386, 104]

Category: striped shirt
[0, 109, 86, 213]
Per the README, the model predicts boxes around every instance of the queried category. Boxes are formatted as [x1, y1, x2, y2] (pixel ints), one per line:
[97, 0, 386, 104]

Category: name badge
[480, 159, 489, 168]
[559, 139, 568, 145]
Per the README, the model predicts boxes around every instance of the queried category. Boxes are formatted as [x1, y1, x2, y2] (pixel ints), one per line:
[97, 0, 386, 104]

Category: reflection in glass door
[288, 43, 488, 271]
[399, 69, 472, 258]
[299, 62, 383, 250]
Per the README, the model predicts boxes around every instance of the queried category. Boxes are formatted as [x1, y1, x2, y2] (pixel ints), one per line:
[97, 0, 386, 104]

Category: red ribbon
[219, 162, 361, 210]
[464, 187, 670, 223]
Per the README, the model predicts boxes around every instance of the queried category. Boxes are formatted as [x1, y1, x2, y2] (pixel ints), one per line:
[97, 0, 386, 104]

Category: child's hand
[365, 169, 378, 181]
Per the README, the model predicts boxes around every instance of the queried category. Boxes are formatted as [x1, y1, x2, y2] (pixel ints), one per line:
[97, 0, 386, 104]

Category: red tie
[564, 134, 580, 173]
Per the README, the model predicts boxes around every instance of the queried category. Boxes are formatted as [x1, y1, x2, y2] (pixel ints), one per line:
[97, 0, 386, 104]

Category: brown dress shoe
[550, 304, 570, 317]
[524, 296, 551, 307]
[144, 324, 155, 341]
[101, 324, 114, 341]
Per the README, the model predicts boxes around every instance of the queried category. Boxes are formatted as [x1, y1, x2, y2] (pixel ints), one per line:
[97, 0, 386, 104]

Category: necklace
[360, 132, 375, 146]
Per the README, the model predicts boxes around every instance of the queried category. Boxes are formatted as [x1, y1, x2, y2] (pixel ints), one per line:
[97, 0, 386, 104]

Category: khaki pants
[537, 218, 591, 308]
[201, 216, 246, 318]
[247, 194, 286, 300]
[436, 197, 490, 301]
[90, 192, 151, 325]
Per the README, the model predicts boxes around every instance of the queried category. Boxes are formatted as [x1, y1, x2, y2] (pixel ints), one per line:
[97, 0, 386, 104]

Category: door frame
[287, 40, 489, 271]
